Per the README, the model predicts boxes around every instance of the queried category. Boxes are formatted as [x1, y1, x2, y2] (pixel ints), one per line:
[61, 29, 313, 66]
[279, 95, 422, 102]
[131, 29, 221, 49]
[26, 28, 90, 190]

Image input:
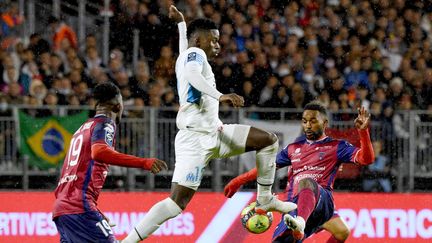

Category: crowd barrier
[0, 192, 431, 242]
[0, 106, 431, 192]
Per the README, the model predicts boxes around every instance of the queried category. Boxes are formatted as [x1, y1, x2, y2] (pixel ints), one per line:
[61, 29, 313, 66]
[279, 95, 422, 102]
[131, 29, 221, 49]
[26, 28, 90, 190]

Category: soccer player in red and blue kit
[52, 82, 167, 243]
[224, 102, 375, 243]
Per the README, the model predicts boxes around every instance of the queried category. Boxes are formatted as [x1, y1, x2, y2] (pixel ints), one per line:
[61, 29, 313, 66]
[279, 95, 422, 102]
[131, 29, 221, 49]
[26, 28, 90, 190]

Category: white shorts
[172, 124, 251, 190]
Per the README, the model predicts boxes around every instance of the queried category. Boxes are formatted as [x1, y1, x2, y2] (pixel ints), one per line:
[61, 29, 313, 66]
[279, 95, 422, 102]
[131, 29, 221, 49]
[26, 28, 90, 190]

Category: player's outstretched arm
[169, 5, 187, 53]
[91, 143, 168, 173]
[354, 107, 375, 165]
[224, 168, 257, 198]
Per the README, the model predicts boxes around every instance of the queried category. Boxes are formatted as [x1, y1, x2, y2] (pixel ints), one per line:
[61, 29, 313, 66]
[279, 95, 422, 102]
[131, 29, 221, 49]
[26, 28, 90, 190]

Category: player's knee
[298, 178, 317, 190]
[259, 132, 278, 150]
[172, 198, 188, 210]
[170, 184, 195, 210]
[334, 227, 350, 241]
[257, 131, 278, 148]
[268, 132, 278, 145]
[247, 128, 278, 151]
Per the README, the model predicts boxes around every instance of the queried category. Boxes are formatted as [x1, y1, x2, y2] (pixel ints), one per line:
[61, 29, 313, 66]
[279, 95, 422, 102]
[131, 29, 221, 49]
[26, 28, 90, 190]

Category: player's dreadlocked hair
[304, 101, 328, 117]
[187, 18, 218, 39]
[93, 82, 120, 105]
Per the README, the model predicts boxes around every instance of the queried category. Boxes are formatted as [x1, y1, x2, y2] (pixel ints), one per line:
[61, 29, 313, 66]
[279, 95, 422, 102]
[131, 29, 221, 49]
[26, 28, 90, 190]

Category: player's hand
[224, 178, 244, 198]
[354, 106, 370, 130]
[219, 93, 244, 108]
[150, 159, 168, 174]
[169, 5, 185, 23]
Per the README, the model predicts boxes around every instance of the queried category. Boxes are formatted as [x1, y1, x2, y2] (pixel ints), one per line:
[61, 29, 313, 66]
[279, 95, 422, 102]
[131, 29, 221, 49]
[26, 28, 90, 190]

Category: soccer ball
[240, 202, 273, 234]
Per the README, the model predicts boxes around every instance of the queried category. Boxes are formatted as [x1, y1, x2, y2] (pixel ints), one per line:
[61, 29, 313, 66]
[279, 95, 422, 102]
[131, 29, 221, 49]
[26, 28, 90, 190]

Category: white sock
[255, 140, 278, 204]
[122, 198, 182, 242]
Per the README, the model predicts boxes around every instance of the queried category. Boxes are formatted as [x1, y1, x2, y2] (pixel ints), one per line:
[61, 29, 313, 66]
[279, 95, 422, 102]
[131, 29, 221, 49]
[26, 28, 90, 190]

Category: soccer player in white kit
[122, 6, 296, 242]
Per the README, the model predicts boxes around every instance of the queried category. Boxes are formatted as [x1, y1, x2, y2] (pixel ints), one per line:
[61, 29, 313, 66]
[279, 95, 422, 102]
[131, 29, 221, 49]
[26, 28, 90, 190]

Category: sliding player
[224, 102, 375, 242]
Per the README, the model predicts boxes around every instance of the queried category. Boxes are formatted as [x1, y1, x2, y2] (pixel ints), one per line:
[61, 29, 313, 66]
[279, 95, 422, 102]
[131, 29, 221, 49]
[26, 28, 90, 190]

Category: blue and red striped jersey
[53, 115, 116, 218]
[276, 136, 359, 200]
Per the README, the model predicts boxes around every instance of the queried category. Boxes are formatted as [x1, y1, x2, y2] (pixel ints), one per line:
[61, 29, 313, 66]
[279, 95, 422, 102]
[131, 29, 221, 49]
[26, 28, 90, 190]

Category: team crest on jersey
[187, 52, 204, 64]
[319, 152, 325, 160]
[104, 124, 114, 146]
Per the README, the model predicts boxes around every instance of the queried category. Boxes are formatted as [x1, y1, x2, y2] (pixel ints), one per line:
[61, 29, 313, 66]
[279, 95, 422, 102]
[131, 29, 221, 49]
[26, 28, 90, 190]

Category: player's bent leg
[245, 127, 278, 151]
[170, 182, 196, 210]
[321, 216, 350, 242]
[284, 178, 319, 240]
[122, 183, 192, 243]
[244, 127, 296, 214]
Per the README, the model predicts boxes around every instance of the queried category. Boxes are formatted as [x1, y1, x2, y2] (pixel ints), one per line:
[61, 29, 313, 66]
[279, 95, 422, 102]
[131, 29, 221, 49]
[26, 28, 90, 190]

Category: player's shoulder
[320, 136, 347, 147]
[284, 136, 306, 152]
[92, 115, 115, 127]
[290, 136, 307, 146]
[185, 47, 207, 60]
[338, 139, 355, 147]
[186, 47, 206, 55]
[326, 137, 354, 148]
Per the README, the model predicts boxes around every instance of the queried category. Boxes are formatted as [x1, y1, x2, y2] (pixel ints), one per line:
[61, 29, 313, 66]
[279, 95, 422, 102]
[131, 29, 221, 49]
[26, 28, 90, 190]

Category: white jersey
[175, 47, 223, 133]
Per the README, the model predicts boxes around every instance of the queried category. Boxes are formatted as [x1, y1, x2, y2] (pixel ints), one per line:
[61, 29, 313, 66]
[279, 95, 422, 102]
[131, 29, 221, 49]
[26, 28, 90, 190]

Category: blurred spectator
[84, 46, 103, 75]
[127, 97, 145, 118]
[240, 80, 258, 107]
[0, 0, 430, 112]
[362, 140, 392, 192]
[130, 59, 152, 104]
[29, 79, 47, 105]
[0, 1, 24, 50]
[258, 76, 278, 106]
[344, 58, 370, 91]
[5, 81, 24, 104]
[48, 16, 78, 51]
[2, 62, 30, 93]
[154, 46, 175, 80]
[37, 91, 59, 117]
[28, 33, 50, 58]
[357, 85, 371, 110]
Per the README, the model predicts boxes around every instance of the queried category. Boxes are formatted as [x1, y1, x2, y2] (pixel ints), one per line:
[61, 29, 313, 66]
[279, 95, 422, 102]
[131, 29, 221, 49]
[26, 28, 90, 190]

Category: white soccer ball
[240, 201, 273, 234]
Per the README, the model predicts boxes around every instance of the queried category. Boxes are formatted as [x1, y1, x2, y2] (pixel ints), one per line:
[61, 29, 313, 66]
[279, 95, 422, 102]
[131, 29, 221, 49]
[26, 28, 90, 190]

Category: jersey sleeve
[276, 145, 291, 168]
[183, 48, 223, 100]
[185, 48, 206, 67]
[337, 140, 360, 163]
[91, 119, 115, 147]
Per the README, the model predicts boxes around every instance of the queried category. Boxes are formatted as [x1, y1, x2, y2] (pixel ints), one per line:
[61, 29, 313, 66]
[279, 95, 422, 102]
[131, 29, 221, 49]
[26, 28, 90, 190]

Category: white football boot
[284, 214, 306, 240]
[255, 195, 297, 214]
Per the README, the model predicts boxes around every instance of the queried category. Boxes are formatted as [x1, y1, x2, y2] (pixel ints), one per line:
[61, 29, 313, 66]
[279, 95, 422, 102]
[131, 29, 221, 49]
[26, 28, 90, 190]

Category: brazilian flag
[18, 111, 89, 169]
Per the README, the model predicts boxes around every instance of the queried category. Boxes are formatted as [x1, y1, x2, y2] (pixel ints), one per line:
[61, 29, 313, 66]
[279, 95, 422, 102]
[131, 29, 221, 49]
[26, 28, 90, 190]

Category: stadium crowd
[1, 0, 432, 190]
[1, 0, 432, 116]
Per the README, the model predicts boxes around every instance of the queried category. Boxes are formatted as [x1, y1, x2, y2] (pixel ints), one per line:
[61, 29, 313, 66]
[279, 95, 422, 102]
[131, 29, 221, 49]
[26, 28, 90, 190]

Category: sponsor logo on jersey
[58, 173, 77, 186]
[292, 147, 302, 157]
